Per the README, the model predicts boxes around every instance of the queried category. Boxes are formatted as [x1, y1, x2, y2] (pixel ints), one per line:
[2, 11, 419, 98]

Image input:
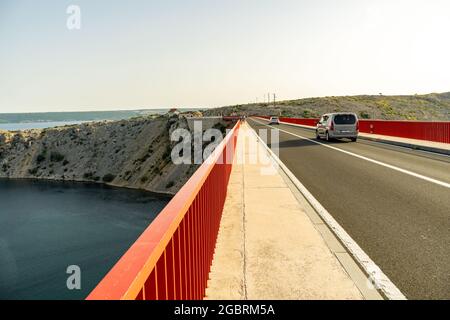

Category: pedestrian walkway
[358, 132, 450, 155]
[205, 123, 367, 299]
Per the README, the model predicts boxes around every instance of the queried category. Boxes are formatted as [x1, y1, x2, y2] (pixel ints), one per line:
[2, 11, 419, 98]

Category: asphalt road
[248, 117, 450, 300]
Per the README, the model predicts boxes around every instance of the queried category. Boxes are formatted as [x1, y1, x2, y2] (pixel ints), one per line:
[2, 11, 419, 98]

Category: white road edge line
[252, 117, 450, 189]
[247, 122, 407, 300]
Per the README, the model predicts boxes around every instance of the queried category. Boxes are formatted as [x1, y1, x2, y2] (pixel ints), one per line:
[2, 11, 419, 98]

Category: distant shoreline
[0, 176, 174, 198]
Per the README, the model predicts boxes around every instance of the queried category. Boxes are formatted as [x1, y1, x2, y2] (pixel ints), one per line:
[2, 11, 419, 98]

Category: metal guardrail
[358, 120, 450, 144]
[87, 121, 241, 300]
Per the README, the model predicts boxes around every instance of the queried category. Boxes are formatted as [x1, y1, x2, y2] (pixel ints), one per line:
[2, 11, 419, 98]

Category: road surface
[248, 117, 450, 299]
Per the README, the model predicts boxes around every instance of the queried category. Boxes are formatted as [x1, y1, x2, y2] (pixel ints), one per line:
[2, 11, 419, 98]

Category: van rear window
[334, 114, 356, 124]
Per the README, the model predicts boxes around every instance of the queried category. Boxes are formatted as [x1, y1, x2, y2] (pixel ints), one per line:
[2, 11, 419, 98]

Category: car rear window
[333, 114, 356, 124]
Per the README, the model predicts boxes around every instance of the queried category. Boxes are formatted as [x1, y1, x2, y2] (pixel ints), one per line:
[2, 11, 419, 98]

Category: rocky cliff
[0, 115, 225, 195]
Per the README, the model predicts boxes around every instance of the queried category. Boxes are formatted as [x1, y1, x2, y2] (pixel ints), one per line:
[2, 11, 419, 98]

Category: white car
[269, 116, 280, 125]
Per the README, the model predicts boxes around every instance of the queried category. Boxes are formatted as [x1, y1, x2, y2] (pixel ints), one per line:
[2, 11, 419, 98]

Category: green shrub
[166, 181, 174, 188]
[83, 172, 94, 180]
[359, 111, 370, 119]
[140, 176, 149, 183]
[162, 147, 171, 160]
[50, 152, 65, 162]
[63, 159, 69, 166]
[102, 174, 116, 183]
[28, 168, 38, 175]
[36, 154, 46, 164]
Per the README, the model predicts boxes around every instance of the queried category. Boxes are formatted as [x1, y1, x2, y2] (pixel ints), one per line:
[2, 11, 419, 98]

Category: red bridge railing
[358, 120, 450, 144]
[87, 121, 240, 300]
[256, 116, 450, 144]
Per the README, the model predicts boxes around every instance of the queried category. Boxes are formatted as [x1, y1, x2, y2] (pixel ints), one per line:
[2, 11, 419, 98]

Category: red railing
[87, 121, 240, 300]
[256, 116, 450, 144]
[358, 120, 450, 144]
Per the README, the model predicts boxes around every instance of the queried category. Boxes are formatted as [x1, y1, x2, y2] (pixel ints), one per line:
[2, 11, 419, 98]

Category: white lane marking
[247, 123, 407, 300]
[251, 118, 450, 189]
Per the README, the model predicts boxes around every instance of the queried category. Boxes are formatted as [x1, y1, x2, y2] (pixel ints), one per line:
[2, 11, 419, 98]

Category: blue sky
[1, 0, 450, 112]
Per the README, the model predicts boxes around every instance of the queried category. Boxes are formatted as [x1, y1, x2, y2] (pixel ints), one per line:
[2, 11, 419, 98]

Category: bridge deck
[205, 123, 370, 300]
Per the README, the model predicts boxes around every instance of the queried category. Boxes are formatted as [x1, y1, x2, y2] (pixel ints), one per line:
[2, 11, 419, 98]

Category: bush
[359, 111, 370, 119]
[102, 174, 116, 183]
[83, 172, 94, 180]
[166, 181, 174, 188]
[63, 160, 69, 166]
[36, 154, 46, 164]
[140, 176, 149, 183]
[28, 168, 38, 175]
[50, 152, 65, 162]
[162, 148, 171, 160]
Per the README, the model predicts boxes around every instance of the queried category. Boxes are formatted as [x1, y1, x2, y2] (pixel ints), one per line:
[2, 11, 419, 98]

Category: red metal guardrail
[256, 116, 450, 144]
[87, 121, 241, 300]
[358, 120, 450, 144]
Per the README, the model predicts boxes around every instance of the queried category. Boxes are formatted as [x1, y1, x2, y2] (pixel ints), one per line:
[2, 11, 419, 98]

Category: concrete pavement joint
[248, 119, 406, 300]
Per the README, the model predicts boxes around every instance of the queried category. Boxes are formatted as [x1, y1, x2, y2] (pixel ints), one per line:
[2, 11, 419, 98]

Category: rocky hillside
[0, 115, 226, 195]
[204, 92, 450, 121]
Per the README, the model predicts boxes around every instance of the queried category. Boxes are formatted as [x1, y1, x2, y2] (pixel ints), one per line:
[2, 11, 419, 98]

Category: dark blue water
[0, 179, 169, 300]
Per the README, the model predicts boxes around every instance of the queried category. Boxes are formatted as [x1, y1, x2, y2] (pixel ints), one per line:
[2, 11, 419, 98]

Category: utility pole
[273, 93, 276, 107]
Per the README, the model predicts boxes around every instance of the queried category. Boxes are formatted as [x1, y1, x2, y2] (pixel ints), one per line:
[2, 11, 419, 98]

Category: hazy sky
[1, 0, 450, 113]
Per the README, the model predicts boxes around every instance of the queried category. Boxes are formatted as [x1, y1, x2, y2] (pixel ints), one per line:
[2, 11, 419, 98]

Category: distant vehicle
[316, 113, 359, 142]
[269, 116, 280, 125]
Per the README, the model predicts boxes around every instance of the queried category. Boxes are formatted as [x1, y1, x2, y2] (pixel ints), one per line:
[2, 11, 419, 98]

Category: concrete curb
[357, 135, 450, 156]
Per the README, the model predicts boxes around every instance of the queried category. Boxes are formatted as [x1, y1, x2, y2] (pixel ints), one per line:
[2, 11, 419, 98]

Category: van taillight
[356, 121, 359, 131]
[330, 122, 334, 131]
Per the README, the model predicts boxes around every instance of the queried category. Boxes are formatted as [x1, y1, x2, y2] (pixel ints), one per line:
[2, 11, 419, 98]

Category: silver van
[316, 113, 359, 142]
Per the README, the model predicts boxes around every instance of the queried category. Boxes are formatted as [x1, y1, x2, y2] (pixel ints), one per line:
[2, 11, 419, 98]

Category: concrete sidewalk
[358, 132, 450, 155]
[205, 123, 372, 300]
